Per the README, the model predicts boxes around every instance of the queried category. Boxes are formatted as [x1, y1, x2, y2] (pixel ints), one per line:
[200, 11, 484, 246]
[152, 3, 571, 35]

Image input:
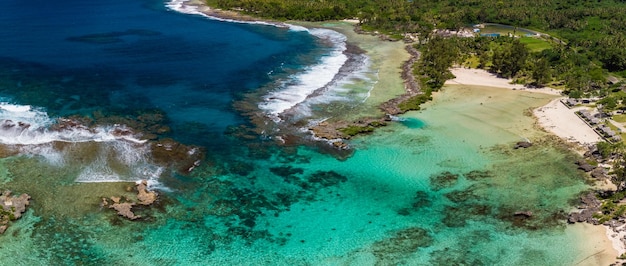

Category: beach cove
[0, 0, 619, 264]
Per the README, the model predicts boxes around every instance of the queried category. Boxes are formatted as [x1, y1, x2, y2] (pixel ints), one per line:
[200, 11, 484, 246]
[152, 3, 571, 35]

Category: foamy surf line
[166, 0, 285, 28]
[166, 0, 355, 120]
[0, 121, 146, 145]
[282, 47, 373, 120]
[258, 28, 348, 118]
[0, 102, 145, 145]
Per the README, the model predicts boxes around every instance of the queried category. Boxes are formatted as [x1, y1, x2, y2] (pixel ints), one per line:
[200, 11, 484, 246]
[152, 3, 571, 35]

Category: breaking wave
[0, 101, 164, 185]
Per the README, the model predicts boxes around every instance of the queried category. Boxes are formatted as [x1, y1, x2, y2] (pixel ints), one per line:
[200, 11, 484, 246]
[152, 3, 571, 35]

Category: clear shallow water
[0, 1, 601, 265]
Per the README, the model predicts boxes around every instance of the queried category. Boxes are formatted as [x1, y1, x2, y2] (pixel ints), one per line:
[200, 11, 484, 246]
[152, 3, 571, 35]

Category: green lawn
[519, 37, 552, 52]
[613, 114, 626, 123]
[481, 24, 535, 36]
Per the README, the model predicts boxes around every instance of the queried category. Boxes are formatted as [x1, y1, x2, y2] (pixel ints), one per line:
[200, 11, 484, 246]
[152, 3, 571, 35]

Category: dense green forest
[207, 0, 626, 83]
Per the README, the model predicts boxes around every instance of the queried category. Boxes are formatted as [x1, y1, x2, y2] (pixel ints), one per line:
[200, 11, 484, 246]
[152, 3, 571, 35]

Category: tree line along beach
[0, 0, 624, 264]
[177, 0, 626, 264]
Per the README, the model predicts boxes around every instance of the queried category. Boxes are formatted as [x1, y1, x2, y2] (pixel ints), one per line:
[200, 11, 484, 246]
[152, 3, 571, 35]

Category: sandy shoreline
[534, 98, 603, 146]
[446, 67, 561, 95]
[571, 223, 620, 265]
[446, 67, 618, 263]
[446, 67, 603, 146]
[173, 1, 617, 263]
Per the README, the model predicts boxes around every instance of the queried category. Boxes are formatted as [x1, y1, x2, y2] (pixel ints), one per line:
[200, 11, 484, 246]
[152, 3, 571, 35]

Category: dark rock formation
[464, 170, 492, 181]
[590, 168, 607, 179]
[104, 197, 140, 220]
[371, 227, 433, 263]
[568, 192, 601, 224]
[514, 141, 533, 149]
[151, 138, 204, 174]
[575, 160, 596, 172]
[514, 211, 533, 218]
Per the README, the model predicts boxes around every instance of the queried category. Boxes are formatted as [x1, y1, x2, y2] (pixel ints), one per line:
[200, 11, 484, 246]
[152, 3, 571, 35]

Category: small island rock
[136, 180, 157, 205]
[0, 190, 31, 234]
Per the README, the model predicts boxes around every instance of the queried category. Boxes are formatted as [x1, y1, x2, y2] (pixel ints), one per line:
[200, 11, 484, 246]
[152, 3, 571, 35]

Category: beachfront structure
[566, 98, 577, 107]
[577, 109, 596, 124]
[595, 124, 622, 143]
[579, 115, 624, 143]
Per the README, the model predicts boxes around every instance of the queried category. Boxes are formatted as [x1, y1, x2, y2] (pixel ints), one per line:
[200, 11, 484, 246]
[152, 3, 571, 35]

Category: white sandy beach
[447, 67, 561, 95]
[446, 67, 602, 145]
[534, 99, 603, 145]
[446, 67, 618, 263]
[571, 223, 621, 265]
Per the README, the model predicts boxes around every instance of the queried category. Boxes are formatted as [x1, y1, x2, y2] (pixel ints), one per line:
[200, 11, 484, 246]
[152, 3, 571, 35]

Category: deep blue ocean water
[0, 0, 323, 147]
[0, 0, 606, 265]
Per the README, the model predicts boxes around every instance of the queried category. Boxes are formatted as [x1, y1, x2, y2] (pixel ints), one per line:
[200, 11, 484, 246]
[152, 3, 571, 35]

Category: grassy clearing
[481, 25, 534, 36]
[461, 55, 481, 68]
[613, 114, 626, 123]
[519, 37, 552, 52]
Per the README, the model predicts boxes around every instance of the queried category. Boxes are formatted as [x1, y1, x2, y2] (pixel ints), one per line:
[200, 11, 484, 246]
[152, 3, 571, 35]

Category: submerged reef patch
[306, 170, 347, 188]
[397, 190, 432, 216]
[32, 217, 108, 265]
[371, 227, 433, 263]
[429, 171, 460, 191]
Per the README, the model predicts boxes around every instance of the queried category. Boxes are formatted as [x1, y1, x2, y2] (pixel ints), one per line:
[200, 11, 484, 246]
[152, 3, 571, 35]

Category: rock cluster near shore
[514, 141, 533, 149]
[101, 180, 157, 220]
[568, 192, 602, 224]
[379, 45, 423, 115]
[0, 190, 31, 234]
[308, 45, 422, 148]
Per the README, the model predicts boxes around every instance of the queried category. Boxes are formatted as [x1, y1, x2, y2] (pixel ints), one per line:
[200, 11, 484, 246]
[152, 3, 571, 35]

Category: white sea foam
[166, 0, 278, 28]
[19, 144, 65, 166]
[0, 102, 146, 145]
[74, 163, 165, 184]
[282, 53, 377, 120]
[75, 141, 165, 185]
[0, 102, 53, 129]
[75, 163, 122, 183]
[166, 1, 362, 121]
[362, 69, 380, 103]
[167, 0, 314, 34]
[0, 101, 169, 187]
[258, 29, 348, 118]
[0, 122, 146, 145]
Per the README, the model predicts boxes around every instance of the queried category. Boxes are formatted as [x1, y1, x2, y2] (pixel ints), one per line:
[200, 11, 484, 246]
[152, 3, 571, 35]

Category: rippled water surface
[0, 1, 601, 265]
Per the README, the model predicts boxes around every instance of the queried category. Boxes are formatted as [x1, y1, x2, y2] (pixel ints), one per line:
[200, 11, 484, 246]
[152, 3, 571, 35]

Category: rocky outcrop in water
[568, 192, 601, 224]
[151, 138, 204, 174]
[104, 196, 140, 220]
[136, 180, 157, 205]
[0, 190, 31, 234]
[514, 141, 532, 149]
[575, 159, 596, 172]
[101, 180, 158, 220]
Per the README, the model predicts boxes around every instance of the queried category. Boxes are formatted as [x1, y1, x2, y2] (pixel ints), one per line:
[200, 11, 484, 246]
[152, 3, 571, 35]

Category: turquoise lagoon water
[0, 0, 603, 265]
